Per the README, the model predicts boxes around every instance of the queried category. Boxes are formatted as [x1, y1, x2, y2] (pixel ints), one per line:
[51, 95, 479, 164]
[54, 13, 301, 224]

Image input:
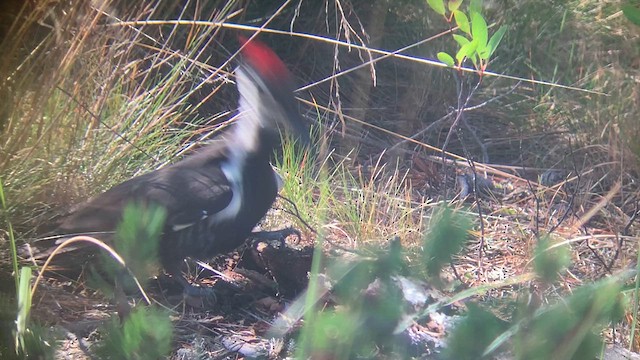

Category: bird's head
[235, 36, 309, 148]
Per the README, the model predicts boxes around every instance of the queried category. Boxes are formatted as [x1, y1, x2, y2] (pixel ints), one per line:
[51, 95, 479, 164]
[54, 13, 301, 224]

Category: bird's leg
[250, 226, 301, 246]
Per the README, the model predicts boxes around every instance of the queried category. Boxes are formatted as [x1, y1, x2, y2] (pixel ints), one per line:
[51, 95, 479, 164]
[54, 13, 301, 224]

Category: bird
[22, 37, 309, 295]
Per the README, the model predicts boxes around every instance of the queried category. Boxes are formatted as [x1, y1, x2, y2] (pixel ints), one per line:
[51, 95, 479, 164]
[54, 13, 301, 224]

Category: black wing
[23, 144, 233, 263]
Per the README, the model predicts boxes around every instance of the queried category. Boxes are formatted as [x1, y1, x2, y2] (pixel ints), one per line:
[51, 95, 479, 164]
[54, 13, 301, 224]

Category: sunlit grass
[276, 129, 431, 247]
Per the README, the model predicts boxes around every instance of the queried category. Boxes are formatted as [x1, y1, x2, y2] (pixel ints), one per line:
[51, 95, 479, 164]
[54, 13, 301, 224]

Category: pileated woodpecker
[23, 37, 308, 294]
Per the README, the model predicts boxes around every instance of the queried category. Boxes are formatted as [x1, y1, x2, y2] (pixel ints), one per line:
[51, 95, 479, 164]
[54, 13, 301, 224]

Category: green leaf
[471, 11, 488, 54]
[456, 40, 478, 64]
[470, 53, 479, 68]
[481, 25, 507, 60]
[453, 10, 471, 34]
[427, 0, 446, 16]
[452, 34, 471, 47]
[455, 48, 467, 65]
[448, 0, 463, 12]
[437, 52, 455, 66]
[622, 4, 640, 26]
[15, 267, 32, 354]
[469, 0, 482, 14]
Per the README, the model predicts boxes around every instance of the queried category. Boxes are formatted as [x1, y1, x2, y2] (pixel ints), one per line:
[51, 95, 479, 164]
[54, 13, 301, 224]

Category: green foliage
[622, 3, 640, 26]
[275, 127, 320, 230]
[1, 179, 52, 359]
[297, 240, 408, 358]
[114, 202, 166, 280]
[453, 33, 472, 47]
[13, 267, 31, 356]
[454, 10, 471, 34]
[484, 26, 506, 60]
[513, 276, 626, 360]
[533, 235, 570, 284]
[96, 306, 173, 360]
[444, 268, 629, 359]
[443, 303, 508, 360]
[331, 239, 405, 301]
[448, 0, 463, 13]
[96, 202, 166, 295]
[302, 311, 361, 357]
[6, 267, 54, 359]
[11, 324, 55, 360]
[422, 205, 472, 284]
[0, 179, 18, 292]
[427, 0, 507, 70]
[456, 38, 478, 67]
[427, 0, 446, 16]
[471, 11, 489, 56]
[438, 52, 456, 66]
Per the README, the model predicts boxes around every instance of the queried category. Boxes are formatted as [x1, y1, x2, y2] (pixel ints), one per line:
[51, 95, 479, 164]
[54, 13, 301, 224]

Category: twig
[388, 81, 521, 155]
[608, 200, 640, 270]
[275, 194, 317, 234]
[520, 140, 540, 238]
[547, 140, 580, 235]
[30, 235, 151, 305]
[457, 123, 486, 279]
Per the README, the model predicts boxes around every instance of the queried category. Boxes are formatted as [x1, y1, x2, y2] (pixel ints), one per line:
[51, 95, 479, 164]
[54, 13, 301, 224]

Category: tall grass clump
[276, 126, 429, 246]
[274, 126, 329, 232]
[0, 1, 237, 236]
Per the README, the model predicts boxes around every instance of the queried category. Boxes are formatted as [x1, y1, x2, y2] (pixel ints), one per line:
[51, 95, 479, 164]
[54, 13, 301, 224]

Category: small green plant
[13, 267, 32, 356]
[296, 239, 410, 358]
[533, 235, 571, 285]
[511, 275, 626, 360]
[295, 206, 471, 359]
[96, 306, 173, 360]
[112, 202, 166, 281]
[422, 204, 473, 285]
[9, 200, 168, 357]
[292, 197, 628, 359]
[428, 0, 506, 71]
[450, 243, 628, 359]
[92, 202, 166, 300]
[443, 303, 508, 360]
[275, 128, 324, 231]
[1, 179, 53, 358]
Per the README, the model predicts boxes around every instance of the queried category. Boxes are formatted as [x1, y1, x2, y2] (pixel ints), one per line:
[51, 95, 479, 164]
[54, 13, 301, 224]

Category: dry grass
[1, 1, 240, 236]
